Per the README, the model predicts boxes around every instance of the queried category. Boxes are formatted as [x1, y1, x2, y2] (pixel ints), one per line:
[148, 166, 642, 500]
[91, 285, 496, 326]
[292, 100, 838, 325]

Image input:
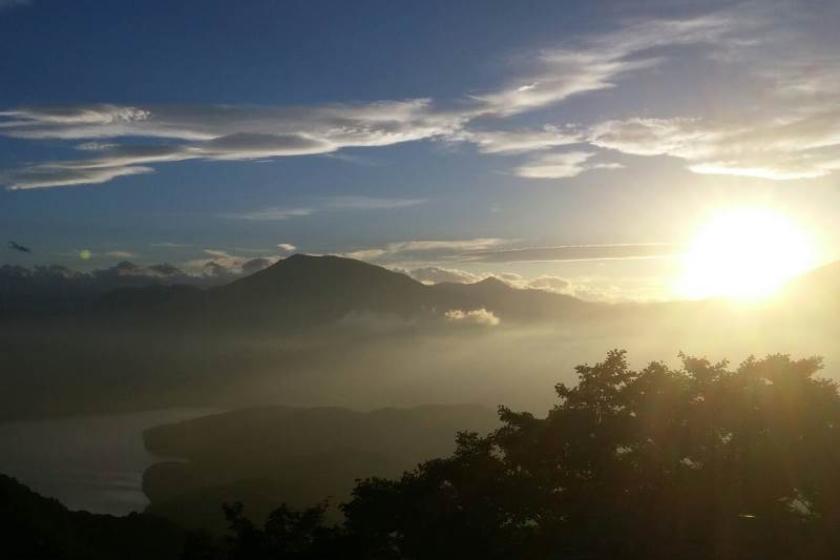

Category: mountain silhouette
[208, 254, 437, 327]
[6, 253, 839, 331]
[65, 254, 604, 330]
[783, 260, 840, 301]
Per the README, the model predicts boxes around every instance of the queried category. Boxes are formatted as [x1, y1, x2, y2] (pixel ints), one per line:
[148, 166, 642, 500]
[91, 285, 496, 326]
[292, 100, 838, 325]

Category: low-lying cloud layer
[444, 308, 501, 327]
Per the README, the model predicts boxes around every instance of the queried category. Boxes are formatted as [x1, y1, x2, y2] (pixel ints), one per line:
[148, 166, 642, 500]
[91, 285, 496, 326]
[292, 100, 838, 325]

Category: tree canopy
[204, 350, 840, 559]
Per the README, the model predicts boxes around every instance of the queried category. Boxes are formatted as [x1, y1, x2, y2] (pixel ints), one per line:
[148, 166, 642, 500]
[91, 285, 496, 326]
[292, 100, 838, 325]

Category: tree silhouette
[205, 350, 840, 559]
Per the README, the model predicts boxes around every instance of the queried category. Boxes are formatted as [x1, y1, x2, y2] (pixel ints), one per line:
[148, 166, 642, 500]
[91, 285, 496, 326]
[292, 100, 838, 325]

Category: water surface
[0, 408, 216, 515]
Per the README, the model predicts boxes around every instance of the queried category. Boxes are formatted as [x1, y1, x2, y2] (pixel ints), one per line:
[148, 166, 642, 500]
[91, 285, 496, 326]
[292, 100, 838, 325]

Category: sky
[1, 0, 839, 301]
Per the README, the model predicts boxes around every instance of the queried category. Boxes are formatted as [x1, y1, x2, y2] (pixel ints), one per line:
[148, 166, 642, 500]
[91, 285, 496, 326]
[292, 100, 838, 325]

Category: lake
[0, 408, 216, 515]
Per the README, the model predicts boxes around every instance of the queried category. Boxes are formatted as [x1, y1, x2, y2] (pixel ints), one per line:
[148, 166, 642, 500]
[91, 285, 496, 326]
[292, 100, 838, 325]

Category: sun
[676, 207, 818, 301]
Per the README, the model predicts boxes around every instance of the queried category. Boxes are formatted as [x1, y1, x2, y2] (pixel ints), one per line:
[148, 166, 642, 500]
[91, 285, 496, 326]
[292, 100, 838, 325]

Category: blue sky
[1, 0, 838, 300]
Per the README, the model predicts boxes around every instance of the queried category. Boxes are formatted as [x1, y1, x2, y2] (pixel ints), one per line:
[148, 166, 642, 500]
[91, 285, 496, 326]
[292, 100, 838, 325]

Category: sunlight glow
[676, 208, 818, 301]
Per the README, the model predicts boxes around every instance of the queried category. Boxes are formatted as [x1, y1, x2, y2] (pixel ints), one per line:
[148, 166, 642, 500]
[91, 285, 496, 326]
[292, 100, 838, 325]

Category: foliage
[0, 474, 184, 560]
[214, 350, 840, 559]
[7, 349, 838, 559]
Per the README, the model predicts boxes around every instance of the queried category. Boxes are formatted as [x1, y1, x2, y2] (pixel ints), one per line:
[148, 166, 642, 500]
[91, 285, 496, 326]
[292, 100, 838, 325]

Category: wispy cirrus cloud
[325, 196, 426, 210]
[4, 5, 836, 187]
[2, 163, 154, 189]
[470, 13, 744, 117]
[466, 243, 678, 263]
[232, 207, 315, 221]
[150, 242, 193, 249]
[343, 240, 677, 266]
[513, 151, 622, 179]
[228, 196, 425, 221]
[0, 9, 758, 189]
[342, 238, 508, 263]
[588, 111, 840, 181]
[0, 101, 465, 189]
[450, 125, 581, 154]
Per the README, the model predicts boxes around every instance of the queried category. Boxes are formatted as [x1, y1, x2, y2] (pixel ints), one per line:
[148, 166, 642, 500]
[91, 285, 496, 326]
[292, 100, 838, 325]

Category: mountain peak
[258, 253, 390, 275]
[222, 253, 424, 295]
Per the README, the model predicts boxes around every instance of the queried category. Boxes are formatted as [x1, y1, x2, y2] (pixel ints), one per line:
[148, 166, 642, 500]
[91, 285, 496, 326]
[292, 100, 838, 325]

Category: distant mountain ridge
[4, 253, 839, 328]
[0, 261, 210, 314]
[2, 253, 605, 327]
[782, 260, 840, 303]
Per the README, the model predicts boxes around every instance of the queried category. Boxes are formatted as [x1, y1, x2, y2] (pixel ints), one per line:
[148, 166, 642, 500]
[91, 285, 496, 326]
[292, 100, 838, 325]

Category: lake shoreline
[0, 407, 219, 515]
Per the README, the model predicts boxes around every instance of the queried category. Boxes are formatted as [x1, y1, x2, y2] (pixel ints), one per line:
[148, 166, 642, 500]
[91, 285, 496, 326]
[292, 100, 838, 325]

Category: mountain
[4, 255, 836, 422]
[200, 254, 604, 328]
[18, 254, 604, 330]
[781, 261, 840, 309]
[430, 275, 597, 321]
[0, 261, 204, 316]
[207, 254, 439, 328]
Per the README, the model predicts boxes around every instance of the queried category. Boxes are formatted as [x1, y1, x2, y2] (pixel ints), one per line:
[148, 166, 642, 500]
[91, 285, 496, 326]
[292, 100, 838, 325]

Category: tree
[343, 351, 840, 559]
[214, 351, 840, 559]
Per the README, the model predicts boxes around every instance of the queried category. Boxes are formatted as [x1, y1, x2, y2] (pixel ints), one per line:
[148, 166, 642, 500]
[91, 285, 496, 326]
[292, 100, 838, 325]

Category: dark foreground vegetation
[0, 474, 184, 560]
[5, 350, 840, 559]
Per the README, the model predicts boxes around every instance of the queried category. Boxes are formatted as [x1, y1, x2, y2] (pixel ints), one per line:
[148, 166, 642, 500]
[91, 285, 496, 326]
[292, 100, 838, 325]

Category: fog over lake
[0, 408, 216, 515]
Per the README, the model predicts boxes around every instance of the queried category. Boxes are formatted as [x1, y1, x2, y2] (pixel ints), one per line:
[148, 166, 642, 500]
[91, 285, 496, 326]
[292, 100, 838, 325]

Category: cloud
[444, 308, 500, 327]
[403, 266, 483, 285]
[342, 238, 508, 264]
[0, 100, 466, 188]
[232, 207, 314, 221]
[276, 243, 297, 253]
[0, 100, 457, 143]
[199, 133, 331, 159]
[0, 10, 755, 189]
[346, 240, 675, 268]
[588, 113, 840, 180]
[404, 266, 574, 297]
[56, 249, 138, 262]
[104, 250, 136, 259]
[229, 196, 425, 221]
[514, 151, 621, 179]
[184, 249, 280, 277]
[452, 125, 581, 154]
[324, 196, 426, 210]
[472, 55, 657, 118]
[467, 243, 678, 263]
[527, 275, 571, 292]
[471, 14, 742, 117]
[5, 7, 834, 187]
[3, 164, 154, 190]
[472, 270, 663, 303]
[151, 242, 192, 248]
